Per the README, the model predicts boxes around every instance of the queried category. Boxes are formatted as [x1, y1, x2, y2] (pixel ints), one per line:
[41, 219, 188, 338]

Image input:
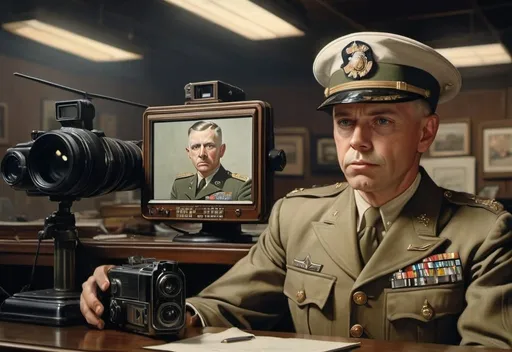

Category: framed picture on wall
[420, 156, 476, 194]
[274, 127, 309, 176]
[429, 118, 471, 157]
[311, 135, 340, 173]
[0, 103, 8, 145]
[41, 99, 60, 131]
[478, 119, 512, 179]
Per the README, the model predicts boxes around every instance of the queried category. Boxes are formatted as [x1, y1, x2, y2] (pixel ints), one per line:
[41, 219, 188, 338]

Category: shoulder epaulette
[175, 172, 194, 179]
[443, 189, 505, 214]
[231, 173, 249, 182]
[285, 182, 348, 198]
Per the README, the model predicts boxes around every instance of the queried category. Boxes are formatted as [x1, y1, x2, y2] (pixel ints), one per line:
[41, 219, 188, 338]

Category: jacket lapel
[354, 170, 448, 289]
[312, 186, 363, 281]
[184, 175, 198, 200]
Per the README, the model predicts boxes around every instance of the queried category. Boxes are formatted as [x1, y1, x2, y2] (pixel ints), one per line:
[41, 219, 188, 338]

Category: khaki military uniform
[187, 169, 512, 348]
[170, 165, 251, 201]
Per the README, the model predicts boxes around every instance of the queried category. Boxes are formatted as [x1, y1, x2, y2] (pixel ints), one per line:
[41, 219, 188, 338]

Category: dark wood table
[0, 233, 254, 266]
[0, 321, 505, 352]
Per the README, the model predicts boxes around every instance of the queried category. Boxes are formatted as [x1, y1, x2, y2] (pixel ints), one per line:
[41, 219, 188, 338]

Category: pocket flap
[283, 264, 336, 309]
[386, 283, 465, 323]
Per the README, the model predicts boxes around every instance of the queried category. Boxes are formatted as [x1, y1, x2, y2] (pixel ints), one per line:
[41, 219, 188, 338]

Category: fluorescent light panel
[2, 20, 142, 62]
[436, 43, 511, 68]
[164, 0, 305, 40]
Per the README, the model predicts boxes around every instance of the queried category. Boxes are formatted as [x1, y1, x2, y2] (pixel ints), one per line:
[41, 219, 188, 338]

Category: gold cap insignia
[341, 41, 375, 80]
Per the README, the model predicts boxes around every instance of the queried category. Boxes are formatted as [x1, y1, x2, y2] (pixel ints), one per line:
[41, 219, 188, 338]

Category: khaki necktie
[196, 178, 206, 195]
[358, 207, 382, 265]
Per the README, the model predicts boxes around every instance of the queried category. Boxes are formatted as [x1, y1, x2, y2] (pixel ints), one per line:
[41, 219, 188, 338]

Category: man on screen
[80, 32, 512, 348]
[169, 120, 252, 201]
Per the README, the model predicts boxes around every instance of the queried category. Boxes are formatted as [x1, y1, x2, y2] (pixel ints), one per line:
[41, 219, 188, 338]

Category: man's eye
[206, 144, 215, 150]
[191, 145, 200, 150]
[375, 118, 391, 126]
[337, 119, 354, 127]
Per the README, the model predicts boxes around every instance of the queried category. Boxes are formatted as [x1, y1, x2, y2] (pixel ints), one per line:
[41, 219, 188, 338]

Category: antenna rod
[13, 72, 148, 109]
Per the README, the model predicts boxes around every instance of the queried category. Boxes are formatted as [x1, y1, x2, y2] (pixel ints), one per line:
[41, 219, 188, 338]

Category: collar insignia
[293, 254, 323, 272]
[341, 41, 375, 79]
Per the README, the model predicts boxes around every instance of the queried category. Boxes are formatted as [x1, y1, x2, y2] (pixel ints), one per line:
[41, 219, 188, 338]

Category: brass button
[349, 324, 364, 338]
[444, 190, 452, 198]
[296, 290, 306, 303]
[421, 299, 435, 320]
[352, 291, 367, 306]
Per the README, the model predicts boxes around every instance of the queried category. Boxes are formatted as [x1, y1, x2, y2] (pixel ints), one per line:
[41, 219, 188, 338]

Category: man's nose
[349, 125, 372, 151]
[198, 145, 207, 157]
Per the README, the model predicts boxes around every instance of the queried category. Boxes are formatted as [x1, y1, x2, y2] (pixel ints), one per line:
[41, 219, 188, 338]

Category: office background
[0, 0, 511, 220]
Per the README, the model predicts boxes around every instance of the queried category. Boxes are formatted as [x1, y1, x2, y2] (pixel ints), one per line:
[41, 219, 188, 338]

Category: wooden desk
[0, 321, 503, 352]
[0, 229, 254, 266]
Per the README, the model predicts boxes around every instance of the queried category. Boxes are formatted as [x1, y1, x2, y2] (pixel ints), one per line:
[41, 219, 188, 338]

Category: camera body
[106, 256, 186, 336]
[0, 98, 142, 199]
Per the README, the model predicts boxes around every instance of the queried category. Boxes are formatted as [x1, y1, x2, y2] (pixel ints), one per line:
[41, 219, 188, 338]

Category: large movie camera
[0, 73, 146, 327]
[1, 82, 142, 199]
[103, 256, 186, 336]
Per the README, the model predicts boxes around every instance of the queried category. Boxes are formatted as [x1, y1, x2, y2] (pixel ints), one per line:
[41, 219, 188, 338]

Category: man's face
[333, 102, 438, 196]
[186, 128, 225, 177]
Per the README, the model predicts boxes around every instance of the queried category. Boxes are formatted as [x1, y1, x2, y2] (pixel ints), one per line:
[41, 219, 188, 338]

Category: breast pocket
[385, 282, 465, 344]
[283, 264, 336, 335]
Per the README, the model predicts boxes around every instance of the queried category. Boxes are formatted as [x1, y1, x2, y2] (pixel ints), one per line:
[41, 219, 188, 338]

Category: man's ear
[219, 144, 226, 158]
[417, 113, 439, 153]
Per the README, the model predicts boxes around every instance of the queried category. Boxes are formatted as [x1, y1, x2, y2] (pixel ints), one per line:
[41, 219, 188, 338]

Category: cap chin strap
[325, 80, 431, 99]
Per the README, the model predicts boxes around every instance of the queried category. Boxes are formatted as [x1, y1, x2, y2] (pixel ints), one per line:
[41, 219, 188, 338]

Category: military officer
[79, 32, 512, 348]
[169, 120, 251, 201]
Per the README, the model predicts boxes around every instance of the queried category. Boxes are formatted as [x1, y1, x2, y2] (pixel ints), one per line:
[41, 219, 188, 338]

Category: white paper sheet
[144, 327, 360, 352]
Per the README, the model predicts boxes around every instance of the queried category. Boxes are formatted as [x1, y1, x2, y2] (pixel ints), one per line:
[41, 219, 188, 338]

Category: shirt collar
[197, 165, 221, 187]
[355, 172, 422, 232]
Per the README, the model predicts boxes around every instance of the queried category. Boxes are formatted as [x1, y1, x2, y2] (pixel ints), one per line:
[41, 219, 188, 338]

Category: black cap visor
[317, 88, 427, 113]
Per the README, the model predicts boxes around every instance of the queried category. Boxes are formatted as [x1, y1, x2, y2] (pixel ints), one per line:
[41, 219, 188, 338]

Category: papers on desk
[144, 327, 360, 352]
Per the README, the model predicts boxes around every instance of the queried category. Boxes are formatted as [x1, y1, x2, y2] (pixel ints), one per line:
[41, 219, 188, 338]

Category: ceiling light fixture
[164, 0, 305, 40]
[435, 43, 511, 68]
[2, 20, 142, 62]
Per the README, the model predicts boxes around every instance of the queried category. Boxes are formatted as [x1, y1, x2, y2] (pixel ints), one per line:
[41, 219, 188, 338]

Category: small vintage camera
[104, 256, 186, 336]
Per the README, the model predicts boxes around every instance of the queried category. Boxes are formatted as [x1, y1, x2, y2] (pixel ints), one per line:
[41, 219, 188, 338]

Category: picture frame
[0, 103, 8, 145]
[311, 134, 340, 173]
[41, 99, 60, 131]
[274, 127, 309, 176]
[420, 156, 476, 194]
[429, 118, 471, 157]
[478, 119, 512, 179]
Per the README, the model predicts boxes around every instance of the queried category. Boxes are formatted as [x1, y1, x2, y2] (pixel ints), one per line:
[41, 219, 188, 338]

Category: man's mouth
[350, 160, 377, 166]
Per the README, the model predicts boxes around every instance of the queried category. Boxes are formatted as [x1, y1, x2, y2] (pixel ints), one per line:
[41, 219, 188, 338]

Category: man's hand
[178, 311, 201, 339]
[80, 264, 115, 329]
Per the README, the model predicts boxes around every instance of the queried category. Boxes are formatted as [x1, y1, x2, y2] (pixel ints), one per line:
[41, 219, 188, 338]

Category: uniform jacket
[170, 165, 251, 201]
[187, 169, 512, 348]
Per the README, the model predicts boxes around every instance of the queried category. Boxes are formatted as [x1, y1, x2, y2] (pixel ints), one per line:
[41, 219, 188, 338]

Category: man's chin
[346, 174, 379, 192]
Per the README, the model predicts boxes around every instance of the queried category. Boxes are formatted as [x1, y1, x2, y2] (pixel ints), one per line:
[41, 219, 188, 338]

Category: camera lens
[2, 154, 23, 183]
[33, 139, 71, 184]
[0, 146, 36, 191]
[26, 128, 142, 198]
[157, 303, 182, 328]
[158, 274, 181, 298]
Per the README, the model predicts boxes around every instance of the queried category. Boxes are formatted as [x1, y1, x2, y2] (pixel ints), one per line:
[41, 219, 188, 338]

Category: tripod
[0, 199, 84, 326]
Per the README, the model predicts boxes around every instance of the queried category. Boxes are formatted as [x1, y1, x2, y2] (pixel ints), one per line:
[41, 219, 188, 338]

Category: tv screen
[141, 97, 278, 229]
[151, 116, 253, 205]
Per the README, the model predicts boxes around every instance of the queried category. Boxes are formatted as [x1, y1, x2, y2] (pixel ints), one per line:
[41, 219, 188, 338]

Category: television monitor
[141, 81, 284, 243]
